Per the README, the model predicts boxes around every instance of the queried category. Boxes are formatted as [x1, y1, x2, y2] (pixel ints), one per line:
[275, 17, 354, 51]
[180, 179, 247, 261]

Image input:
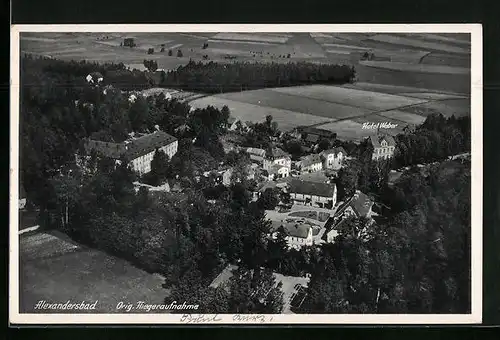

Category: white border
[10, 24, 483, 325]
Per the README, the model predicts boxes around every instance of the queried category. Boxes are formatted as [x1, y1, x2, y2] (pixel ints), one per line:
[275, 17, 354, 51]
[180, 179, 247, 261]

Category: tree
[177, 50, 183, 58]
[168, 49, 173, 56]
[336, 162, 359, 201]
[147, 48, 154, 55]
[149, 148, 170, 185]
[279, 190, 291, 206]
[143, 59, 158, 72]
[318, 138, 331, 152]
[257, 188, 279, 210]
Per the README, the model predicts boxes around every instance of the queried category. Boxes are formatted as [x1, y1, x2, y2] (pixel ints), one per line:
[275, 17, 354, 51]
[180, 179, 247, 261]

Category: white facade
[263, 157, 291, 171]
[286, 228, 313, 250]
[301, 160, 323, 173]
[324, 152, 344, 170]
[372, 143, 395, 160]
[130, 140, 178, 175]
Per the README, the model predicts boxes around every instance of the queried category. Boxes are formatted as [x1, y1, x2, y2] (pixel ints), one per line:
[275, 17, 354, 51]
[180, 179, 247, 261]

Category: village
[17, 31, 472, 316]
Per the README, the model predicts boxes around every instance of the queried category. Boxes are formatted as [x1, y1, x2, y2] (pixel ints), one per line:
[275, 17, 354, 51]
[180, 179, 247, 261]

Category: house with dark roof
[368, 134, 396, 160]
[271, 222, 314, 250]
[298, 154, 323, 173]
[320, 147, 346, 170]
[84, 130, 178, 175]
[334, 190, 374, 220]
[294, 126, 336, 144]
[287, 178, 337, 209]
[246, 147, 266, 164]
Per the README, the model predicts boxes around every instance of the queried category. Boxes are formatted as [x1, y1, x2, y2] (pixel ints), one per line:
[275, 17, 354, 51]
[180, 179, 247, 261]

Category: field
[189, 95, 335, 131]
[21, 32, 472, 140]
[20, 231, 168, 313]
[359, 60, 470, 75]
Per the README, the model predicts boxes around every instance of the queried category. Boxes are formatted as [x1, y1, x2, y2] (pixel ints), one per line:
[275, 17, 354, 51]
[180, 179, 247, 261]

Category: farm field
[359, 60, 470, 75]
[366, 34, 471, 54]
[20, 231, 168, 313]
[313, 120, 380, 141]
[402, 99, 471, 118]
[189, 96, 335, 131]
[268, 85, 427, 111]
[376, 110, 428, 125]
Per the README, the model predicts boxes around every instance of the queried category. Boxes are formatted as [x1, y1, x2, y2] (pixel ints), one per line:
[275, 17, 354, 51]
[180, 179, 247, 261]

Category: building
[227, 117, 249, 132]
[86, 72, 104, 85]
[84, 130, 178, 176]
[271, 221, 314, 250]
[209, 264, 310, 313]
[298, 154, 323, 173]
[334, 190, 374, 220]
[368, 134, 396, 160]
[246, 147, 266, 164]
[320, 147, 346, 170]
[287, 178, 337, 209]
[263, 147, 291, 171]
[220, 165, 256, 186]
[263, 164, 290, 181]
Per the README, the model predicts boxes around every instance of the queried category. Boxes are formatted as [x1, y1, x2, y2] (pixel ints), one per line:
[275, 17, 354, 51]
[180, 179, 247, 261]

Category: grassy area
[20, 231, 168, 313]
[288, 210, 331, 222]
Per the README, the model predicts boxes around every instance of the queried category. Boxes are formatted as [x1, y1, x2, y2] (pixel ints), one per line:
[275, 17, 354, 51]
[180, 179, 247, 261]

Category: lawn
[20, 231, 168, 313]
[288, 210, 331, 222]
[189, 96, 334, 131]
[268, 85, 426, 111]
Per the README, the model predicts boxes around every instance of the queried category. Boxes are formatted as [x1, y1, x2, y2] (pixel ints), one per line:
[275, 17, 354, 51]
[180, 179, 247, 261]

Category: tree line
[159, 60, 356, 93]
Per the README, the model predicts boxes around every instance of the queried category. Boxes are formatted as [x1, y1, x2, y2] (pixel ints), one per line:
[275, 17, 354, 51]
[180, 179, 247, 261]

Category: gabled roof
[266, 147, 290, 159]
[85, 131, 177, 161]
[300, 154, 322, 168]
[305, 134, 319, 143]
[288, 178, 336, 198]
[369, 134, 396, 148]
[246, 147, 266, 157]
[336, 190, 373, 218]
[321, 147, 347, 157]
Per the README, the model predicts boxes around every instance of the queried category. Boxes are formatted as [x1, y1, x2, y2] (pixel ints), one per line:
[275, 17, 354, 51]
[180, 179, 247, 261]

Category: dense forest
[298, 160, 471, 313]
[159, 60, 356, 93]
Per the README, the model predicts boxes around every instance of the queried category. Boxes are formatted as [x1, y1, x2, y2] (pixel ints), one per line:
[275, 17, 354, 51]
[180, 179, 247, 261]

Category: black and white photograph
[10, 24, 482, 324]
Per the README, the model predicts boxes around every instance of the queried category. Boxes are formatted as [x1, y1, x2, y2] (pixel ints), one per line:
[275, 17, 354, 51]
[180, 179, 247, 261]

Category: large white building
[84, 130, 178, 176]
[287, 178, 337, 209]
[368, 134, 396, 161]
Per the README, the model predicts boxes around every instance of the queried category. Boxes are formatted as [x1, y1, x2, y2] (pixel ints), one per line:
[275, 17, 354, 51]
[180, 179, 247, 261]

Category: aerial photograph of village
[17, 31, 472, 316]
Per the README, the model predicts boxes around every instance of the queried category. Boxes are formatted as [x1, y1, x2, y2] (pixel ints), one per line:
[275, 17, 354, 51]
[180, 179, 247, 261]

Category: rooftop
[321, 147, 347, 157]
[85, 130, 177, 161]
[336, 190, 374, 218]
[300, 154, 322, 168]
[369, 134, 396, 148]
[266, 147, 290, 160]
[288, 178, 336, 198]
